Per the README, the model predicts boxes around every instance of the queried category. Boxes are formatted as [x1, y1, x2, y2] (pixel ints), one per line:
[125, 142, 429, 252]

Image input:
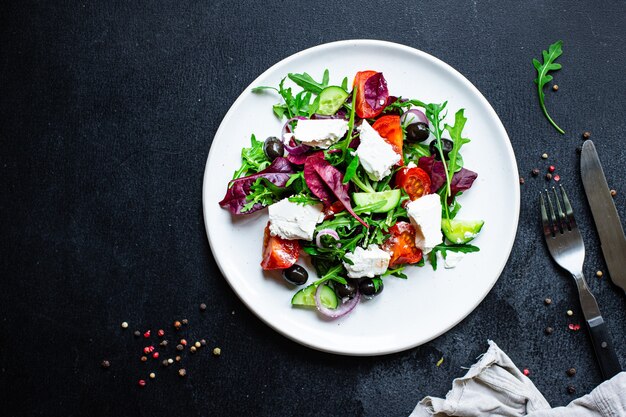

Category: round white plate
[202, 40, 519, 355]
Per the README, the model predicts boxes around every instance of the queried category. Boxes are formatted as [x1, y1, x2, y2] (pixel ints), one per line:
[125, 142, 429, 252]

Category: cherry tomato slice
[261, 223, 300, 270]
[395, 166, 431, 201]
[382, 221, 423, 267]
[372, 115, 403, 164]
[323, 200, 346, 219]
[353, 70, 384, 119]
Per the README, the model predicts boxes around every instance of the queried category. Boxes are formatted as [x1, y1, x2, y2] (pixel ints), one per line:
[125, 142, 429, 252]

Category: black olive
[263, 137, 284, 161]
[429, 138, 454, 160]
[282, 264, 308, 285]
[359, 278, 383, 298]
[405, 122, 429, 143]
[334, 280, 358, 300]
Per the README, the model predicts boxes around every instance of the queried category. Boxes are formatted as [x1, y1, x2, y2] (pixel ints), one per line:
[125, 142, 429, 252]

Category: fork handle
[587, 317, 622, 379]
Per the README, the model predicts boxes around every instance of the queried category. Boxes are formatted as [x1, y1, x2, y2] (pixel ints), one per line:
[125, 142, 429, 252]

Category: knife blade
[581, 140, 626, 294]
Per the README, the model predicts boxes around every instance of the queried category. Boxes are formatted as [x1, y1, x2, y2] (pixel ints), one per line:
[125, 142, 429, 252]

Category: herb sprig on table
[533, 40, 564, 134]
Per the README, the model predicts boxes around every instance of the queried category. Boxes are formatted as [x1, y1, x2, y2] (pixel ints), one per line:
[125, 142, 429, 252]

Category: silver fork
[541, 185, 622, 379]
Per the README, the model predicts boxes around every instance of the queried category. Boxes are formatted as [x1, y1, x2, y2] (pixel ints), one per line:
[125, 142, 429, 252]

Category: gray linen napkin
[411, 341, 626, 417]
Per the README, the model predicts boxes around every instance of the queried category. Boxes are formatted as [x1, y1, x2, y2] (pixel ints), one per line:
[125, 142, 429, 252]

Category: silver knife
[581, 140, 626, 295]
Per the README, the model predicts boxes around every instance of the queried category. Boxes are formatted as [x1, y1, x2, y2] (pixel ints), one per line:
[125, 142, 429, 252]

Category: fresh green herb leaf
[444, 109, 471, 197]
[322, 69, 330, 86]
[232, 134, 271, 180]
[533, 40, 564, 134]
[382, 265, 407, 279]
[287, 71, 327, 94]
[288, 194, 321, 205]
[372, 277, 383, 291]
[241, 177, 285, 212]
[341, 77, 348, 91]
[273, 104, 287, 119]
[342, 154, 360, 184]
[251, 86, 278, 93]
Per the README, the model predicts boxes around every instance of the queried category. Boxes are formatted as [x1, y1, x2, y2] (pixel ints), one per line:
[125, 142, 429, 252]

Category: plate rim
[202, 39, 520, 355]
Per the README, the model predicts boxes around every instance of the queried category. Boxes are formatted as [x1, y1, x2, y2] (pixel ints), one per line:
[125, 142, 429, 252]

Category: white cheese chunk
[268, 198, 324, 241]
[293, 119, 349, 149]
[356, 121, 401, 181]
[436, 251, 465, 268]
[343, 244, 390, 278]
[406, 194, 442, 255]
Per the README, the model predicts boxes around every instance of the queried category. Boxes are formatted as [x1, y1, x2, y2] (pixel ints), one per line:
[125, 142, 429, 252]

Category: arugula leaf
[287, 72, 327, 94]
[444, 109, 471, 197]
[251, 86, 278, 93]
[288, 194, 321, 205]
[533, 41, 564, 134]
[341, 77, 348, 91]
[429, 243, 480, 270]
[232, 134, 271, 180]
[342, 154, 359, 184]
[241, 177, 286, 212]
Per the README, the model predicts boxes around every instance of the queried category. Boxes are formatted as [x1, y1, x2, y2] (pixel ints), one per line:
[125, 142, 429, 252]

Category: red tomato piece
[372, 115, 404, 164]
[260, 223, 300, 270]
[395, 166, 431, 201]
[323, 200, 346, 219]
[353, 70, 384, 119]
[382, 221, 423, 267]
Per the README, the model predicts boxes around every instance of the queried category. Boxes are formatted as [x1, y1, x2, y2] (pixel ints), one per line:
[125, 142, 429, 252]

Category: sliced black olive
[405, 122, 429, 143]
[334, 280, 358, 300]
[282, 264, 308, 285]
[263, 137, 284, 161]
[359, 278, 383, 298]
[429, 138, 454, 160]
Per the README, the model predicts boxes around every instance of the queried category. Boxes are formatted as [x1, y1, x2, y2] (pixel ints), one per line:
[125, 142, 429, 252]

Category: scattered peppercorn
[176, 344, 184, 351]
[152, 352, 159, 359]
[143, 346, 155, 354]
[566, 367, 576, 377]
[182, 319, 189, 325]
[552, 84, 559, 91]
[101, 360, 110, 369]
[190, 346, 197, 353]
[173, 320, 182, 329]
[141, 356, 147, 362]
[546, 173, 553, 181]
[200, 339, 207, 346]
[568, 323, 581, 331]
[162, 359, 169, 367]
[567, 385, 576, 394]
[582, 131, 591, 139]
[596, 270, 603, 278]
[200, 303, 207, 311]
[178, 369, 187, 377]
[121, 322, 129, 329]
[138, 379, 146, 387]
[175, 356, 181, 362]
[531, 168, 540, 177]
[143, 330, 151, 338]
[523, 368, 530, 376]
[567, 310, 573, 316]
[541, 153, 548, 159]
[157, 329, 165, 337]
[180, 339, 187, 346]
[149, 372, 155, 379]
[610, 189, 617, 197]
[544, 298, 552, 305]
[519, 177, 525, 185]
[548, 165, 555, 173]
[601, 341, 608, 348]
[159, 340, 168, 347]
[134, 330, 141, 337]
[213, 347, 221, 356]
[168, 358, 174, 364]
[545, 326, 554, 335]
[554, 174, 561, 182]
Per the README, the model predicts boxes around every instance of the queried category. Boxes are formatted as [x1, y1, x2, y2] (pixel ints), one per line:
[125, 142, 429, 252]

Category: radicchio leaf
[449, 167, 478, 198]
[418, 156, 478, 200]
[364, 72, 389, 113]
[304, 152, 367, 227]
[219, 157, 294, 215]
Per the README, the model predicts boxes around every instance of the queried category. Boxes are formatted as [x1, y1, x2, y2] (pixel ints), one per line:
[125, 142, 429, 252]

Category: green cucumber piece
[441, 219, 485, 244]
[291, 284, 338, 309]
[353, 189, 401, 213]
[317, 86, 349, 116]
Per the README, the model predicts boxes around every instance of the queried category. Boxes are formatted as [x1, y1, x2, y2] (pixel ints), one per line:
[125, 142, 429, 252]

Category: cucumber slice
[441, 219, 485, 244]
[317, 86, 349, 116]
[291, 284, 338, 309]
[353, 189, 401, 213]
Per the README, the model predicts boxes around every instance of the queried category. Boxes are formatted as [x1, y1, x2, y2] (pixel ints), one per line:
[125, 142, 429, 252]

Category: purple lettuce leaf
[219, 157, 294, 215]
[449, 168, 478, 198]
[304, 152, 367, 227]
[418, 155, 478, 200]
[363, 72, 389, 113]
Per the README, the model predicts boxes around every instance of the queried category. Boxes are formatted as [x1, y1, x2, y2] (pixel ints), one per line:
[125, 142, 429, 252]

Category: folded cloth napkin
[411, 340, 626, 417]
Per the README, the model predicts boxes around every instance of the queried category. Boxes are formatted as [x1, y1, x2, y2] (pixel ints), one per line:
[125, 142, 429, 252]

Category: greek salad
[219, 70, 483, 319]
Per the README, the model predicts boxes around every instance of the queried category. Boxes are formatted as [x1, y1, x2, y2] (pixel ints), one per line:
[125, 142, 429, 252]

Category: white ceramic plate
[202, 40, 519, 355]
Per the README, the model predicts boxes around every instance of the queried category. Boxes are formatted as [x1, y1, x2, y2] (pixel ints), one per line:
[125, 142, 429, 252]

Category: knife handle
[587, 317, 622, 379]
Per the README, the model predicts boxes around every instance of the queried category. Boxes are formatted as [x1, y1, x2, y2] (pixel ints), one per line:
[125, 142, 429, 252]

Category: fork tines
[540, 185, 576, 238]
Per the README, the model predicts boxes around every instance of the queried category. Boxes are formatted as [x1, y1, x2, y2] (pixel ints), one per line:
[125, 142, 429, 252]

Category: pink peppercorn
[138, 379, 146, 387]
[523, 368, 530, 376]
[152, 352, 159, 359]
[143, 330, 151, 338]
[157, 329, 165, 337]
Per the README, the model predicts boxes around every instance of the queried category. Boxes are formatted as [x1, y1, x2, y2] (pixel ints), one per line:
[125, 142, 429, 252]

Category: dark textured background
[1, 0, 625, 416]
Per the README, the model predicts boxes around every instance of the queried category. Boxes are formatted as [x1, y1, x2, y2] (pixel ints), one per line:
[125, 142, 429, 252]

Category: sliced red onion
[315, 284, 360, 319]
[401, 109, 428, 126]
[315, 228, 340, 248]
[281, 116, 311, 155]
[281, 116, 307, 137]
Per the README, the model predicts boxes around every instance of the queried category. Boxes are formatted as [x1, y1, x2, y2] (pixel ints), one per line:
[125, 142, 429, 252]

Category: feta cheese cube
[436, 251, 465, 268]
[268, 198, 324, 241]
[356, 121, 400, 181]
[406, 194, 442, 255]
[293, 119, 349, 149]
[343, 244, 390, 278]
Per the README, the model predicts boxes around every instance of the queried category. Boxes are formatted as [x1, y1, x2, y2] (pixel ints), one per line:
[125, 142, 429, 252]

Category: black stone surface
[1, 1, 625, 415]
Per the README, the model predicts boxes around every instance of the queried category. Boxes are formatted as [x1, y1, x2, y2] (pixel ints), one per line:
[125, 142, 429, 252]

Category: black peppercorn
[566, 367, 576, 377]
[545, 326, 554, 335]
[567, 385, 576, 394]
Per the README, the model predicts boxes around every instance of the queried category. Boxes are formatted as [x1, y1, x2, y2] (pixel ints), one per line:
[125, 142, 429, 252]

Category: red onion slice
[401, 109, 428, 126]
[315, 228, 340, 249]
[315, 283, 360, 319]
[282, 116, 311, 155]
